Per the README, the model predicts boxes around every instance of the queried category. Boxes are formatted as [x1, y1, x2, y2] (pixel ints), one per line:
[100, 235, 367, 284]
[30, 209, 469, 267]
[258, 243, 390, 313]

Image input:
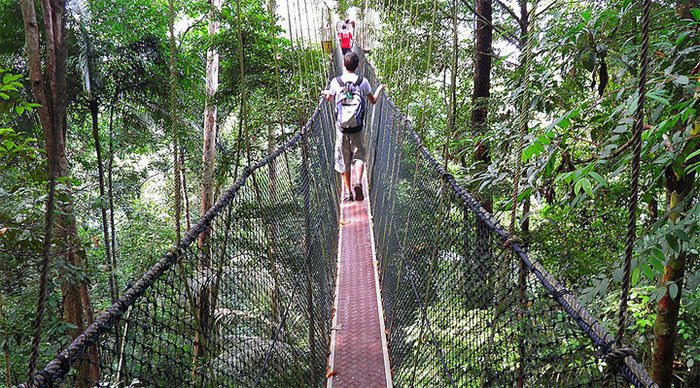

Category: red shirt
[339, 31, 352, 49]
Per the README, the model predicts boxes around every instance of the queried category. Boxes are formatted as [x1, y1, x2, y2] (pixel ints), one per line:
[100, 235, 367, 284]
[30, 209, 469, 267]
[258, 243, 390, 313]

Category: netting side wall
[358, 52, 654, 386]
[27, 103, 338, 387]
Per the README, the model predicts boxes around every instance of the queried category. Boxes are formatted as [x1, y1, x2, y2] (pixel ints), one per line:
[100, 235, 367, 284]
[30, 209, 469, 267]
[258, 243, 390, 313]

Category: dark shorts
[342, 47, 352, 55]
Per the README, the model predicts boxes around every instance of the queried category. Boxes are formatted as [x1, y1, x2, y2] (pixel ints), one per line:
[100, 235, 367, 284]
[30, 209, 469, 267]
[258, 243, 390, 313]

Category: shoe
[353, 184, 364, 201]
[342, 194, 354, 203]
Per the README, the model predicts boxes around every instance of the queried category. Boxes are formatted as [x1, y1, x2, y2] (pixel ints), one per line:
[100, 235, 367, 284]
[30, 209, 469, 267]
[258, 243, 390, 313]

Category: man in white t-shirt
[322, 52, 384, 203]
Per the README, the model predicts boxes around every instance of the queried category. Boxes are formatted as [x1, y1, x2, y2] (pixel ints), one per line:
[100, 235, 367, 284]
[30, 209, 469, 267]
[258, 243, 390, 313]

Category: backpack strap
[354, 75, 363, 87]
[334, 75, 364, 88]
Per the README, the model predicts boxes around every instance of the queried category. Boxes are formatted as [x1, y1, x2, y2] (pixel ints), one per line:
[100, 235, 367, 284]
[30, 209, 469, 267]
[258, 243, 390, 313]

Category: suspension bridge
[22, 48, 658, 387]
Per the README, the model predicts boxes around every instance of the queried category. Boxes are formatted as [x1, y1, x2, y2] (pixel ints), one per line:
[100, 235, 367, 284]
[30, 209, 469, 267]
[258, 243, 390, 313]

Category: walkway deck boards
[328, 180, 391, 388]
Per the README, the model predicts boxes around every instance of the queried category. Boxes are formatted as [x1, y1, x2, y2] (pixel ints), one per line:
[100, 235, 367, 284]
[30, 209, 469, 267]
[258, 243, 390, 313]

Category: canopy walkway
[24, 49, 657, 388]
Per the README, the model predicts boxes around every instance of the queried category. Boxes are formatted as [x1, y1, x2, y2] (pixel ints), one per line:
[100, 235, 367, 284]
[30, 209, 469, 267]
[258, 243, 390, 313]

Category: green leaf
[668, 282, 678, 299]
[589, 171, 607, 186]
[538, 133, 552, 146]
[641, 263, 654, 280]
[685, 148, 700, 162]
[15, 106, 25, 115]
[631, 267, 640, 286]
[647, 92, 670, 106]
[691, 8, 700, 21]
[676, 31, 691, 45]
[675, 75, 689, 85]
[665, 234, 679, 253]
[3, 140, 15, 150]
[581, 9, 592, 21]
[557, 117, 571, 129]
[580, 177, 593, 197]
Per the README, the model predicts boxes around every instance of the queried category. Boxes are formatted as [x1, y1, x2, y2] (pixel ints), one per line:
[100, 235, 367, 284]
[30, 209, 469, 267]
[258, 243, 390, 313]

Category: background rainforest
[0, 0, 698, 385]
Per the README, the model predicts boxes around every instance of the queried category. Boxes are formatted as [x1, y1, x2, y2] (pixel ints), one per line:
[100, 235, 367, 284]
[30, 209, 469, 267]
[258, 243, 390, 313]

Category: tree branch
[495, 0, 521, 26]
[460, 0, 521, 46]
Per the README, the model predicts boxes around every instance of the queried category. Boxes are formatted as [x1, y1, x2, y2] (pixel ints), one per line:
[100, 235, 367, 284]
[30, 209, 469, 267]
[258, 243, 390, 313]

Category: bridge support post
[300, 131, 318, 384]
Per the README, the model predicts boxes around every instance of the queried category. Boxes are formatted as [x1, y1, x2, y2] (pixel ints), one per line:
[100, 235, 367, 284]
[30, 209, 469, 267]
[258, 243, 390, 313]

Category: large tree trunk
[200, 0, 220, 226]
[471, 0, 494, 312]
[194, 0, 221, 373]
[471, 0, 493, 168]
[19, 0, 98, 385]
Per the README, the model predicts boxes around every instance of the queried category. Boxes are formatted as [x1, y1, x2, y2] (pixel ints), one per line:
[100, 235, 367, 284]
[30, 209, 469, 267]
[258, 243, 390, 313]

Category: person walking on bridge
[322, 52, 384, 203]
[338, 24, 353, 55]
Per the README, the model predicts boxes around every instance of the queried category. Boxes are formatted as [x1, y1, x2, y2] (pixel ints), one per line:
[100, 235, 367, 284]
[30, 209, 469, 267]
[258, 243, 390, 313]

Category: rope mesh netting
[25, 48, 657, 387]
[357, 51, 655, 387]
[26, 100, 340, 386]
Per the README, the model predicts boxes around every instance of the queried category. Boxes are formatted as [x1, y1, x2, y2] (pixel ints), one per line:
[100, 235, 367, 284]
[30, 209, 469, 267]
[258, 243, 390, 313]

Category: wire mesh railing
[24, 97, 340, 386]
[357, 50, 656, 387]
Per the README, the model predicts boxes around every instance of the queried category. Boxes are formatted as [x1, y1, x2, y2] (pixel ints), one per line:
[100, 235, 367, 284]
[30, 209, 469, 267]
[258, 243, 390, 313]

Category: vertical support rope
[617, 0, 651, 348]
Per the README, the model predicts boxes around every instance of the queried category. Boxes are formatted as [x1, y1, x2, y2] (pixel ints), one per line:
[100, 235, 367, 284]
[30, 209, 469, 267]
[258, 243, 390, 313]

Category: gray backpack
[335, 76, 365, 134]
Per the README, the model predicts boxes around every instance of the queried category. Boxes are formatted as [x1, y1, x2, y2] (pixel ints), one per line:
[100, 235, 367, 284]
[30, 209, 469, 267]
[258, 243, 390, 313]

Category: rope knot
[602, 346, 635, 386]
[503, 234, 523, 249]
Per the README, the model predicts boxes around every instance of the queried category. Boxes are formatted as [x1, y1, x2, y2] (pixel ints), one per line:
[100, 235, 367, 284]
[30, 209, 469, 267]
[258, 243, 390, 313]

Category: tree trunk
[194, 0, 221, 373]
[181, 147, 192, 230]
[90, 98, 118, 304]
[19, 0, 98, 385]
[108, 100, 118, 276]
[652, 156, 697, 385]
[471, 0, 493, 169]
[200, 0, 220, 227]
[167, 0, 181, 245]
[471, 0, 494, 312]
[445, 0, 458, 168]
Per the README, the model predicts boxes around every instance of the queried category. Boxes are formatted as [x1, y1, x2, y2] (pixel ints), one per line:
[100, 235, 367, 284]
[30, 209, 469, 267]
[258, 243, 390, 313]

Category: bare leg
[340, 171, 353, 224]
[341, 171, 352, 197]
[354, 160, 364, 185]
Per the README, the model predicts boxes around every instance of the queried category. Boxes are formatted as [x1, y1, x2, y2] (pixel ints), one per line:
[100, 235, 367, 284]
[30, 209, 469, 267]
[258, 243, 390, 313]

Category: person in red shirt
[338, 24, 353, 55]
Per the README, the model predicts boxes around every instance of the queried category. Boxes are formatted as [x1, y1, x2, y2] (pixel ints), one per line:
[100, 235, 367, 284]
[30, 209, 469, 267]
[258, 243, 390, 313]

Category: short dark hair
[344, 52, 359, 72]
